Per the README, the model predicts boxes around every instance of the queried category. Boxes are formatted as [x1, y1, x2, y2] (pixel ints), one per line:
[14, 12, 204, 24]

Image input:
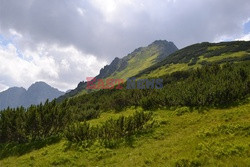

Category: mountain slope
[107, 40, 178, 79]
[0, 82, 64, 110]
[136, 41, 250, 78]
[57, 40, 178, 101]
[58, 41, 250, 101]
[0, 87, 26, 109]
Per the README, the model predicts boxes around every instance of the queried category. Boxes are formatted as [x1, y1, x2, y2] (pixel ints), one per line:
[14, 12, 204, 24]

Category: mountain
[135, 41, 250, 78]
[0, 82, 64, 110]
[58, 40, 250, 102]
[0, 87, 26, 109]
[1, 41, 250, 166]
[57, 40, 178, 101]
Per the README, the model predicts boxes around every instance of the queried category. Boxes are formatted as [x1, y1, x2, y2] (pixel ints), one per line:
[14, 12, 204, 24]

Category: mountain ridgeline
[135, 41, 250, 78]
[57, 40, 178, 101]
[0, 82, 64, 110]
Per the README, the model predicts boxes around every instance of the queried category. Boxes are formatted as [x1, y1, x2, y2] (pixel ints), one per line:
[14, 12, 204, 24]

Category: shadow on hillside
[213, 98, 250, 110]
[0, 136, 61, 160]
[166, 98, 250, 115]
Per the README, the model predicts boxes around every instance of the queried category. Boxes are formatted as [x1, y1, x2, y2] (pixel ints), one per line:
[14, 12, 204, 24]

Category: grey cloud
[0, 0, 249, 61]
[0, 0, 250, 91]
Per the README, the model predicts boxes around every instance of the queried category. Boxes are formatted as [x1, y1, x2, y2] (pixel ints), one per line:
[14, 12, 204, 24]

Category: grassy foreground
[0, 102, 249, 167]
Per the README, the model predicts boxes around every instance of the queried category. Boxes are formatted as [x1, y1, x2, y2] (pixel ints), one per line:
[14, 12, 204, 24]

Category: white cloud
[0, 43, 38, 85]
[0, 41, 107, 91]
[0, 83, 9, 92]
[76, 7, 85, 16]
[9, 29, 23, 38]
[1, 0, 250, 57]
[236, 33, 250, 41]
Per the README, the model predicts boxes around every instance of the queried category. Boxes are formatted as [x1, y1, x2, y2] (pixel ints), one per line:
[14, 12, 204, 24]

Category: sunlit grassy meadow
[1, 100, 249, 167]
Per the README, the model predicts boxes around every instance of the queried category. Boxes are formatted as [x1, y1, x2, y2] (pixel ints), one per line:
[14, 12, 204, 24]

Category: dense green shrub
[175, 158, 201, 167]
[175, 107, 191, 116]
[1, 61, 250, 144]
[64, 111, 154, 147]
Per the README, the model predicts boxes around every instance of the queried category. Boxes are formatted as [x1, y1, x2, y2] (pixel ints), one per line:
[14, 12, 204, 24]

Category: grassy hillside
[1, 101, 249, 166]
[1, 41, 250, 167]
[109, 41, 177, 79]
[136, 41, 250, 78]
[57, 40, 178, 100]
[59, 41, 250, 100]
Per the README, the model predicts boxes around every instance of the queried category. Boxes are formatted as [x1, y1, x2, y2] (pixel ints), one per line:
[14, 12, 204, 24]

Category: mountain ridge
[57, 40, 178, 101]
[134, 41, 250, 78]
[0, 81, 64, 110]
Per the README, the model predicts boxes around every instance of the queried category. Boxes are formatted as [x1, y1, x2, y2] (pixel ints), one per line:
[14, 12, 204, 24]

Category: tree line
[0, 61, 250, 144]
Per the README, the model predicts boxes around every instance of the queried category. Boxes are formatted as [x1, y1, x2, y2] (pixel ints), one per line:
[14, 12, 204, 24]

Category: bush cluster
[64, 111, 154, 147]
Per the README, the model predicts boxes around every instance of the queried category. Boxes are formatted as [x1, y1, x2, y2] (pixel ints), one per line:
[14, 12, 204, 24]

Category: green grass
[207, 46, 226, 51]
[88, 107, 140, 126]
[77, 46, 161, 95]
[140, 63, 191, 78]
[111, 52, 158, 80]
[139, 51, 249, 79]
[1, 102, 249, 167]
[198, 51, 249, 63]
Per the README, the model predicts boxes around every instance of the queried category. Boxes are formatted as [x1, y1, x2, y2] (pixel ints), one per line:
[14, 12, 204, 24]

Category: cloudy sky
[0, 0, 250, 91]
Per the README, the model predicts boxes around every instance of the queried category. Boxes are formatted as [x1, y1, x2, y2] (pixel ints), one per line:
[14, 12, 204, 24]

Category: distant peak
[6, 87, 26, 92]
[152, 40, 168, 43]
[28, 81, 54, 91]
[150, 40, 173, 46]
[148, 40, 178, 51]
[33, 81, 48, 85]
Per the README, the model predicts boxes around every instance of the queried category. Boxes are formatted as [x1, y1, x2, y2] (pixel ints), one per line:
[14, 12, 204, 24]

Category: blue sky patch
[244, 21, 250, 34]
[0, 34, 25, 59]
[0, 34, 12, 46]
